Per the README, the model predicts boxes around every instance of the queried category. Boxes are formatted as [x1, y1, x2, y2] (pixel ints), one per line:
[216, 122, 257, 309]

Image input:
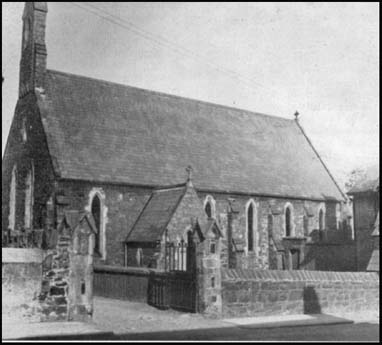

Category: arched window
[284, 203, 294, 237]
[248, 203, 254, 251]
[336, 203, 341, 230]
[24, 163, 34, 229]
[205, 202, 212, 218]
[303, 215, 309, 236]
[267, 214, 273, 237]
[9, 166, 17, 230]
[285, 208, 291, 236]
[319, 209, 324, 230]
[136, 248, 143, 267]
[91, 195, 102, 254]
[246, 200, 258, 254]
[23, 19, 31, 50]
[203, 195, 216, 219]
[21, 118, 27, 142]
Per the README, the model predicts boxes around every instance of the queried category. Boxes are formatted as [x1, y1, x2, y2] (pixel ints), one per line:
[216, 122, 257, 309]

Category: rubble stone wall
[220, 269, 379, 318]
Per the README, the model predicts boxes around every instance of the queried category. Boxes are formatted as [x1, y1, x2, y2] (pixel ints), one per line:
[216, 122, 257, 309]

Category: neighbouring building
[3, 2, 349, 272]
[367, 212, 379, 272]
[347, 175, 379, 271]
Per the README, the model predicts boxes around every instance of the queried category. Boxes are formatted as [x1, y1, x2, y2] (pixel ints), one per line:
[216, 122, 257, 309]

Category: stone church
[2, 2, 347, 271]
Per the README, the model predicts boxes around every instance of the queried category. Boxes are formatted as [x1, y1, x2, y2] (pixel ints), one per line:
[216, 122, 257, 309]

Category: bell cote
[19, 2, 48, 98]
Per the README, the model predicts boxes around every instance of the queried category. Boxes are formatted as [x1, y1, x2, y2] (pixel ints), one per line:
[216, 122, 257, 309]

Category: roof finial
[294, 111, 300, 121]
[186, 165, 193, 185]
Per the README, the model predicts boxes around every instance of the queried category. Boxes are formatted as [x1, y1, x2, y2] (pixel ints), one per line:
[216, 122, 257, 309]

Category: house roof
[367, 249, 379, 272]
[348, 176, 379, 194]
[372, 212, 379, 236]
[38, 69, 344, 200]
[126, 185, 186, 242]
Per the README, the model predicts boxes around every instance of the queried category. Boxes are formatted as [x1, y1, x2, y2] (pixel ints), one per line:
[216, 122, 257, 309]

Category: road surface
[116, 322, 379, 341]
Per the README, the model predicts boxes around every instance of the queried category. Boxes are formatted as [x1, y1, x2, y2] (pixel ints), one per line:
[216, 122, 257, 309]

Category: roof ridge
[47, 69, 294, 122]
[153, 183, 187, 192]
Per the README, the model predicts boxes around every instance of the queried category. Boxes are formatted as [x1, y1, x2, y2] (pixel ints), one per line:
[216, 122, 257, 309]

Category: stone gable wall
[2, 93, 56, 233]
[167, 185, 207, 242]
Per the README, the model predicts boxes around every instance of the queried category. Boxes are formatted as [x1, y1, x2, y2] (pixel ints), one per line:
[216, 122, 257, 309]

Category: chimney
[19, 2, 48, 98]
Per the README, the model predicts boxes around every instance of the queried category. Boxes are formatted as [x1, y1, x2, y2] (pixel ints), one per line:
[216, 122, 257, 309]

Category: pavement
[2, 312, 355, 340]
[2, 297, 378, 340]
[2, 321, 113, 340]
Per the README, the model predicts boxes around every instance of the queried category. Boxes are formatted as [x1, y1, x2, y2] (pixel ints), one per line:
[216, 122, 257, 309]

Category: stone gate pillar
[195, 219, 223, 317]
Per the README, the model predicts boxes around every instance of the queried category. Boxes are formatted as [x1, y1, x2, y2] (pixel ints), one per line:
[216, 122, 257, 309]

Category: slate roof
[38, 69, 344, 201]
[367, 250, 379, 272]
[126, 185, 186, 242]
[348, 176, 379, 194]
[372, 212, 379, 237]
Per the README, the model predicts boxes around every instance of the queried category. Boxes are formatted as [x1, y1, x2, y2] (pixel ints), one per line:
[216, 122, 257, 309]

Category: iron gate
[148, 271, 197, 312]
[148, 241, 197, 312]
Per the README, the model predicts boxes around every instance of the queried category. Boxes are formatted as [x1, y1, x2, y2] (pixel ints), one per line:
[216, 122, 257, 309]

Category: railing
[2, 228, 46, 249]
[164, 241, 195, 272]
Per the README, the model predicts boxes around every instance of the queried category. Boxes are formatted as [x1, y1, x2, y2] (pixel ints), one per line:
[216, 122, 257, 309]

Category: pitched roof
[38, 69, 344, 200]
[372, 212, 379, 236]
[60, 210, 97, 233]
[204, 218, 223, 239]
[126, 185, 186, 242]
[367, 249, 379, 272]
[348, 176, 379, 194]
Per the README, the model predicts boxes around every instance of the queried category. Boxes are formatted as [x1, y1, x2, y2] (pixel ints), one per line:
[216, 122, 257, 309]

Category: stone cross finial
[186, 165, 193, 183]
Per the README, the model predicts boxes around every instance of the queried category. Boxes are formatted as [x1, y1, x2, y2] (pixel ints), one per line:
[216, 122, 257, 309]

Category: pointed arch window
[285, 207, 291, 237]
[205, 202, 212, 218]
[267, 214, 273, 237]
[91, 195, 102, 255]
[24, 162, 34, 229]
[136, 248, 143, 267]
[284, 203, 294, 237]
[23, 18, 31, 50]
[335, 203, 341, 230]
[9, 166, 17, 230]
[319, 209, 324, 231]
[203, 195, 216, 219]
[246, 200, 258, 254]
[303, 215, 309, 236]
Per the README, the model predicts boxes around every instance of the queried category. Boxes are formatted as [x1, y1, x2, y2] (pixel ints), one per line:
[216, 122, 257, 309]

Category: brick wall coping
[222, 268, 379, 283]
[94, 264, 163, 276]
[2, 248, 44, 263]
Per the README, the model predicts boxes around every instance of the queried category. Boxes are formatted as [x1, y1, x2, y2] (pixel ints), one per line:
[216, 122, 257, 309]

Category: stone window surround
[203, 195, 216, 219]
[85, 188, 108, 261]
[283, 202, 295, 237]
[245, 199, 259, 256]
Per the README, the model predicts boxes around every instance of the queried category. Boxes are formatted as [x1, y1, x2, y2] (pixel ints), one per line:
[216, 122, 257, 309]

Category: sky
[2, 2, 379, 189]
